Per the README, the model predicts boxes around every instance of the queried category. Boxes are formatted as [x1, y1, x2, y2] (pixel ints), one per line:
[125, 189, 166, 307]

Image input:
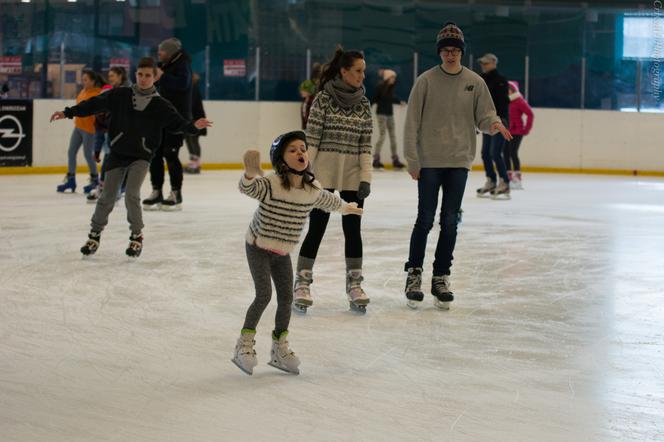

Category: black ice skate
[346, 269, 369, 313]
[161, 190, 182, 211]
[126, 233, 143, 258]
[405, 267, 425, 309]
[292, 269, 313, 314]
[80, 231, 101, 257]
[431, 275, 454, 310]
[142, 189, 163, 211]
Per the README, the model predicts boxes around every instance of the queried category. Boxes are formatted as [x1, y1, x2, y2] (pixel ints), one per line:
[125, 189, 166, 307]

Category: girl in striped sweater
[233, 131, 363, 376]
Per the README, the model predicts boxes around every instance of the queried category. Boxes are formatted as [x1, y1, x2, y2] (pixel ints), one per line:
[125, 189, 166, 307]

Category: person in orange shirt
[56, 70, 102, 193]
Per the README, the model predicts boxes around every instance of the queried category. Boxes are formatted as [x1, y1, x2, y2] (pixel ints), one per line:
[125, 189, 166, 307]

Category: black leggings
[299, 189, 364, 260]
[503, 135, 523, 171]
[185, 134, 201, 159]
[150, 144, 183, 191]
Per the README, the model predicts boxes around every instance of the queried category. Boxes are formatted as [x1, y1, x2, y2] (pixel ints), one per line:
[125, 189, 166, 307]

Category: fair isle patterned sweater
[306, 90, 373, 191]
[239, 173, 347, 254]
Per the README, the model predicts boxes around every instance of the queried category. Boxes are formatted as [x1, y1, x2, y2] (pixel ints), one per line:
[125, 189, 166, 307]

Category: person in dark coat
[143, 37, 194, 211]
[184, 73, 206, 174]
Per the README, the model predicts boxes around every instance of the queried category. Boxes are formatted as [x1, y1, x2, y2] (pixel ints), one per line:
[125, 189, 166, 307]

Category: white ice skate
[510, 173, 523, 190]
[268, 331, 300, 375]
[431, 275, 454, 310]
[292, 269, 313, 313]
[491, 179, 511, 200]
[405, 267, 425, 309]
[231, 330, 258, 375]
[346, 269, 370, 313]
[476, 178, 496, 198]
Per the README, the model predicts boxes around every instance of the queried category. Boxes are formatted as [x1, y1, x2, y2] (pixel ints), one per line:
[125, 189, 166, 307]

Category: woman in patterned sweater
[293, 48, 373, 312]
[233, 131, 362, 376]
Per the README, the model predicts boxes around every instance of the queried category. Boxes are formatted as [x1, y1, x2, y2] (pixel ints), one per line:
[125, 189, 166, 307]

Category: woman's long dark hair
[317, 46, 364, 93]
[109, 66, 128, 86]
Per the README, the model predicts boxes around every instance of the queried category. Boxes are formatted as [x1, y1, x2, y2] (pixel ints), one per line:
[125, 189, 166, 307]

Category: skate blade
[143, 204, 161, 211]
[476, 193, 492, 198]
[433, 300, 451, 310]
[406, 299, 422, 309]
[491, 193, 511, 200]
[292, 303, 308, 314]
[349, 303, 367, 314]
[267, 361, 299, 375]
[160, 204, 182, 212]
[231, 358, 254, 375]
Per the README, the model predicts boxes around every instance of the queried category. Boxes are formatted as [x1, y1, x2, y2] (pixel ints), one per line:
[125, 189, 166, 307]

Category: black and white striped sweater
[239, 174, 346, 254]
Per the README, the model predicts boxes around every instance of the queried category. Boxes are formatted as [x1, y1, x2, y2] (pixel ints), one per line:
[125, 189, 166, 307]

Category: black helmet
[269, 130, 308, 173]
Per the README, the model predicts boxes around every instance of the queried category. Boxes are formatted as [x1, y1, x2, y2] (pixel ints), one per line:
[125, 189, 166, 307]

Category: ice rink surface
[1, 170, 663, 441]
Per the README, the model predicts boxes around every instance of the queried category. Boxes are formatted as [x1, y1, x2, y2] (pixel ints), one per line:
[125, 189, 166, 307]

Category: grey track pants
[375, 114, 397, 157]
[242, 242, 293, 334]
[91, 160, 149, 234]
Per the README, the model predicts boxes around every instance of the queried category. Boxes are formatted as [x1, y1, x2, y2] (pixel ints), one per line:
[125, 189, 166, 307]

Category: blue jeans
[405, 168, 468, 276]
[67, 127, 97, 176]
[481, 133, 508, 183]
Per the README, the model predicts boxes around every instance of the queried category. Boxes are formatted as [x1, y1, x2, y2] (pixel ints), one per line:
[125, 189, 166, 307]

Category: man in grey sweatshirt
[402, 22, 512, 309]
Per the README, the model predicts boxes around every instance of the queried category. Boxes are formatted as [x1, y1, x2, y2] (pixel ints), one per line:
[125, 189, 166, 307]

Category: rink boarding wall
[2, 100, 663, 176]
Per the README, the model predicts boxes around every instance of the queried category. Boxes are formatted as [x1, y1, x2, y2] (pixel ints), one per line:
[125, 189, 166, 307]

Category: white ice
[1, 171, 663, 441]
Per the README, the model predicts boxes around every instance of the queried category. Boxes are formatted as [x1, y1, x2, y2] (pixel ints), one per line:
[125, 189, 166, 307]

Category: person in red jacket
[505, 81, 534, 189]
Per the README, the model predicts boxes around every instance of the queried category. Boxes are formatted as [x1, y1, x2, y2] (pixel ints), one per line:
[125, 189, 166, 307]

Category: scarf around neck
[324, 76, 365, 108]
[131, 84, 159, 111]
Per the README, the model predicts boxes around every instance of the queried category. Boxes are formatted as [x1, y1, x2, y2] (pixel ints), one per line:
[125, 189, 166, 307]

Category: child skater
[233, 130, 363, 375]
[50, 57, 211, 258]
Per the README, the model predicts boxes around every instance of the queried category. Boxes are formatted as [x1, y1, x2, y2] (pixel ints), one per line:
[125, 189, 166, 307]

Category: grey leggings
[67, 127, 97, 176]
[91, 160, 149, 234]
[375, 114, 397, 157]
[243, 242, 293, 334]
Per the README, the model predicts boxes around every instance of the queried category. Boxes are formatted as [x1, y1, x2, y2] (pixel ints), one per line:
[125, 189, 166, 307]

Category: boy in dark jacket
[50, 57, 211, 258]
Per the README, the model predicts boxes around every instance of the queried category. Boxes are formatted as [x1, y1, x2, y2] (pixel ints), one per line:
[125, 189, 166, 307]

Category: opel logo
[0, 115, 26, 152]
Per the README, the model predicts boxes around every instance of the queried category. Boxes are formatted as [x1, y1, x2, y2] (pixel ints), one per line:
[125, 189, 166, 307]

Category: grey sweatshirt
[403, 65, 501, 173]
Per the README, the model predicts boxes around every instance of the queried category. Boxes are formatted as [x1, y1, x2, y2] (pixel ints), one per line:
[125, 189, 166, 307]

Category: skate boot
[86, 184, 102, 204]
[56, 174, 76, 193]
[346, 269, 370, 313]
[184, 158, 201, 174]
[231, 330, 258, 375]
[293, 269, 313, 313]
[142, 189, 163, 211]
[82, 175, 99, 194]
[431, 275, 454, 310]
[476, 178, 495, 198]
[491, 179, 511, 200]
[511, 172, 523, 190]
[268, 331, 300, 375]
[125, 232, 143, 258]
[372, 154, 384, 169]
[405, 267, 425, 309]
[392, 155, 405, 169]
[161, 190, 182, 211]
[80, 230, 101, 256]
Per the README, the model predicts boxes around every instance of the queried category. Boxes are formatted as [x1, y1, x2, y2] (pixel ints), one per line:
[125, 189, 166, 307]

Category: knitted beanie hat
[158, 38, 182, 57]
[436, 22, 465, 54]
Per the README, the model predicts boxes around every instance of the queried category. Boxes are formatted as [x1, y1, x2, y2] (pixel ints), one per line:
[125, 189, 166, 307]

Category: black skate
[161, 190, 182, 211]
[431, 275, 454, 310]
[142, 189, 163, 211]
[476, 179, 496, 198]
[347, 270, 369, 314]
[126, 233, 143, 258]
[80, 231, 101, 257]
[405, 267, 425, 309]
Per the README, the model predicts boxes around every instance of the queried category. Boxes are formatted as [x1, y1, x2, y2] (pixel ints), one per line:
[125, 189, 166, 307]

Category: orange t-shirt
[74, 87, 101, 134]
